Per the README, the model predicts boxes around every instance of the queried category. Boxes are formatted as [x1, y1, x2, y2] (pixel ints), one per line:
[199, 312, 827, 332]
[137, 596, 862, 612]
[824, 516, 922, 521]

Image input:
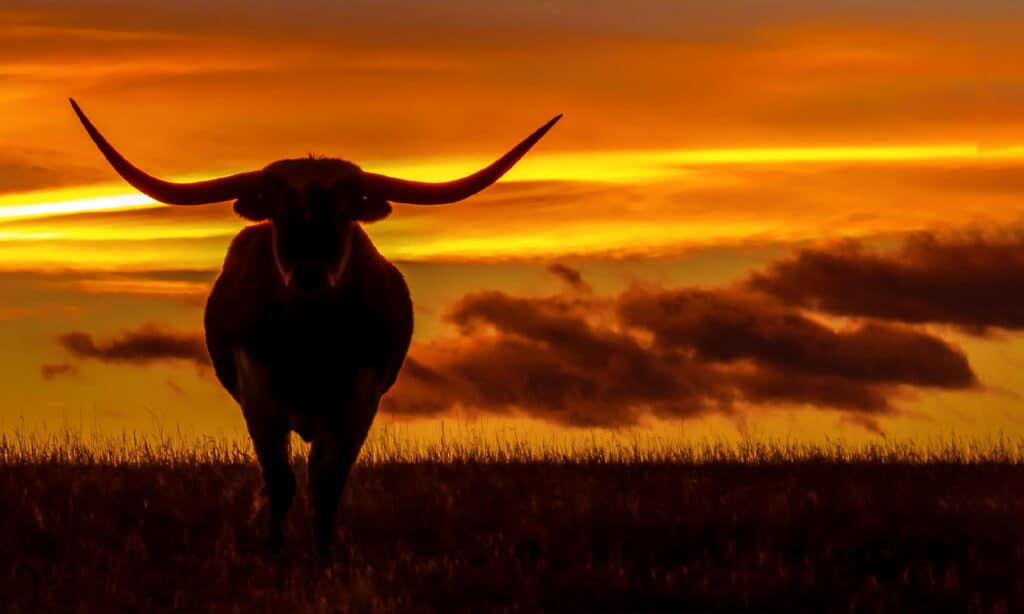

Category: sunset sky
[3, 1, 1024, 443]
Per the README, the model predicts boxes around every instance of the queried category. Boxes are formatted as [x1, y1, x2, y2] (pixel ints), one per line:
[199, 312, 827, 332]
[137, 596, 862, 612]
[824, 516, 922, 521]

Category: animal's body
[70, 99, 559, 554]
[207, 222, 412, 419]
[207, 221, 412, 551]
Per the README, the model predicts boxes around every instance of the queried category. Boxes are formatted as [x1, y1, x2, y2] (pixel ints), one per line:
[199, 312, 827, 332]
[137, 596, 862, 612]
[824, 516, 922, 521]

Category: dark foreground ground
[2, 461, 1023, 613]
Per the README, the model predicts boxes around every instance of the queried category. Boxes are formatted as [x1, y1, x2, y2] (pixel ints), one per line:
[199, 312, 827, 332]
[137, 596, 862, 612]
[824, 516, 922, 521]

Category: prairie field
[2, 427, 1023, 613]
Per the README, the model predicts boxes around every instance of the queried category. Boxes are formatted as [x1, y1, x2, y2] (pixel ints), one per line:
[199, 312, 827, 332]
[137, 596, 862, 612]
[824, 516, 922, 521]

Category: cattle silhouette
[70, 99, 559, 554]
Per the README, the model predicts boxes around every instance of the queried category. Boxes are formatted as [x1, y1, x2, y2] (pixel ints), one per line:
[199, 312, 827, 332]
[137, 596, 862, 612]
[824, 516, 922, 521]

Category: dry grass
[2, 426, 1023, 613]
[4, 422, 1024, 466]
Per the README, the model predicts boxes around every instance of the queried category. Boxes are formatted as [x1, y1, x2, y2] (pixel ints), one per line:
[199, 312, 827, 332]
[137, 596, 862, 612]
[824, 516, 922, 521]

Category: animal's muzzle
[289, 263, 330, 293]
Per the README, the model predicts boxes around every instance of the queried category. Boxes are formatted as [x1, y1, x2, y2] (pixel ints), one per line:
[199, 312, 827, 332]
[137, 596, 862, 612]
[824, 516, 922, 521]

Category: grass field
[2, 427, 1023, 613]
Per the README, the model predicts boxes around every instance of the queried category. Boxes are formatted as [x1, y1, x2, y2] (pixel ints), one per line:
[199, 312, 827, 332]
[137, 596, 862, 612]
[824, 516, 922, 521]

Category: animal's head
[69, 99, 560, 294]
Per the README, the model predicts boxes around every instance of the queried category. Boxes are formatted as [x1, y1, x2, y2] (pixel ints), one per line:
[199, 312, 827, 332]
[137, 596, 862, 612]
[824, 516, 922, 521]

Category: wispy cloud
[40, 362, 78, 381]
[548, 263, 591, 292]
[57, 324, 209, 368]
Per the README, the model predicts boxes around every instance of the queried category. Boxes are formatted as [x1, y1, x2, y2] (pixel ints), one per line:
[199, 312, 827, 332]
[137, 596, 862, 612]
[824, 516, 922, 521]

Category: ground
[1, 447, 1022, 613]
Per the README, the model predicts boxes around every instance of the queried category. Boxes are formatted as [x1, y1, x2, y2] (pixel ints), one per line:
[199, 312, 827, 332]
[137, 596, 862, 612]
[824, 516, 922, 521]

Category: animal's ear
[352, 195, 392, 223]
[233, 193, 272, 221]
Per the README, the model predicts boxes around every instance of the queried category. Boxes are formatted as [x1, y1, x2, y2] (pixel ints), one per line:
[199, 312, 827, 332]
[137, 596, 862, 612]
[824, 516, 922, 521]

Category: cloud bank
[49, 233, 1010, 430]
[382, 266, 976, 428]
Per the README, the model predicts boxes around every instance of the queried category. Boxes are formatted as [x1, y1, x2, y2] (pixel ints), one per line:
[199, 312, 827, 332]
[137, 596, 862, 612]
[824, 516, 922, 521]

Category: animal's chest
[244, 299, 385, 401]
[254, 292, 374, 346]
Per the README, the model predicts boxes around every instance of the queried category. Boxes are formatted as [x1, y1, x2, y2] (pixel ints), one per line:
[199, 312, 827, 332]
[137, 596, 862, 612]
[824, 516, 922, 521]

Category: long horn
[69, 98, 260, 205]
[362, 114, 561, 205]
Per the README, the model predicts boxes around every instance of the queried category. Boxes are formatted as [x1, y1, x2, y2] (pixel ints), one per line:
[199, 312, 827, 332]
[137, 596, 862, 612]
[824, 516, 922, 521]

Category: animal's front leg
[308, 368, 382, 557]
[248, 420, 294, 554]
[235, 351, 296, 554]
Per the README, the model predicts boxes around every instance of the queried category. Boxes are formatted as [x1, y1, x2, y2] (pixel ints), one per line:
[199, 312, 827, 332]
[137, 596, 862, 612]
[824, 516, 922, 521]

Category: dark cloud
[548, 264, 591, 292]
[617, 287, 975, 389]
[749, 232, 1024, 333]
[383, 273, 978, 428]
[385, 291, 714, 427]
[40, 362, 78, 381]
[58, 324, 210, 368]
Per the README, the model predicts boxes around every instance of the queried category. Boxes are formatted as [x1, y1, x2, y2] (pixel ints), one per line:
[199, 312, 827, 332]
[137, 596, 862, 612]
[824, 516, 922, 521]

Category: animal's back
[204, 224, 413, 405]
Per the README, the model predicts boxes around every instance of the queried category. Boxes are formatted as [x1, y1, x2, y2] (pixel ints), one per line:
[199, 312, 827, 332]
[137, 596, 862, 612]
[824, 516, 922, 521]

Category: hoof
[267, 529, 284, 555]
[317, 537, 332, 558]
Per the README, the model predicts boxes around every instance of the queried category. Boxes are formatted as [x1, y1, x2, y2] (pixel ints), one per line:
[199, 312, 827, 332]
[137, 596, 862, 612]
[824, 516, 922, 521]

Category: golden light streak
[4, 143, 1024, 223]
[0, 225, 236, 242]
[364, 143, 1024, 185]
[36, 278, 210, 297]
[0, 189, 155, 221]
[380, 221, 785, 261]
[652, 144, 1024, 165]
[0, 242, 226, 271]
[0, 232, 62, 241]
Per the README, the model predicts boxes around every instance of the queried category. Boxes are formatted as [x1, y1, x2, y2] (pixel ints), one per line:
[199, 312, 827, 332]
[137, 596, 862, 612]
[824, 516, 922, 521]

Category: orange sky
[3, 1, 1024, 443]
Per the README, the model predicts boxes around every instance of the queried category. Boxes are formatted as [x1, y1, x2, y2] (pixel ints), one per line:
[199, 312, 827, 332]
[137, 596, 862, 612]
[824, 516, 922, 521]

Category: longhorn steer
[70, 99, 559, 554]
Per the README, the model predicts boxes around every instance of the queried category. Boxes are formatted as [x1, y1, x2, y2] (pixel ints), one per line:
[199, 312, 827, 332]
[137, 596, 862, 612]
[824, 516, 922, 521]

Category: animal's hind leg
[308, 432, 357, 557]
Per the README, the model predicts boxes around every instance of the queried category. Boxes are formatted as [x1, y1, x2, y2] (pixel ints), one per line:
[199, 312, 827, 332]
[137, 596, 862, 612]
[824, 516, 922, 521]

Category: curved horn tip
[361, 112, 564, 205]
[67, 97, 259, 206]
[69, 98, 96, 133]
[69, 97, 84, 117]
[537, 113, 563, 135]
